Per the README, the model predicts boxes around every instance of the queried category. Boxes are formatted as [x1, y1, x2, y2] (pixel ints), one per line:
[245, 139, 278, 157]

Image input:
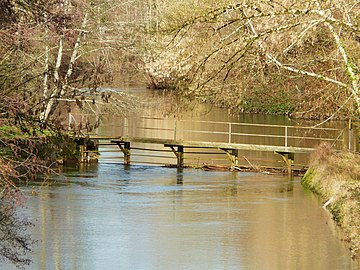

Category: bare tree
[152, 0, 360, 118]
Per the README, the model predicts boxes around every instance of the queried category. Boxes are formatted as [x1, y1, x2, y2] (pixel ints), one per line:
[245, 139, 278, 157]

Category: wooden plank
[98, 143, 119, 146]
[114, 141, 131, 164]
[81, 135, 122, 140]
[92, 150, 122, 153]
[275, 151, 295, 175]
[124, 142, 131, 165]
[183, 151, 222, 155]
[132, 154, 173, 159]
[131, 147, 173, 153]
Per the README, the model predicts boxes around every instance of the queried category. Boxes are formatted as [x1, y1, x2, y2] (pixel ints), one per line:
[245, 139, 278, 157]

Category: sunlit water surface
[4, 161, 359, 269]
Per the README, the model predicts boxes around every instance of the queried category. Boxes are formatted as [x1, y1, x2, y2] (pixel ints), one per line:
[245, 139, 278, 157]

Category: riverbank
[0, 127, 81, 197]
[302, 143, 360, 259]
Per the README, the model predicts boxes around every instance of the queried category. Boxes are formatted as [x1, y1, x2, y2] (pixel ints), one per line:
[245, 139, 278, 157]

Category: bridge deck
[110, 137, 315, 154]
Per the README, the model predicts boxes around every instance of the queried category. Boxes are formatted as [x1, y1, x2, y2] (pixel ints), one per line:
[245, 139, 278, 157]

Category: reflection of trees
[0, 198, 34, 268]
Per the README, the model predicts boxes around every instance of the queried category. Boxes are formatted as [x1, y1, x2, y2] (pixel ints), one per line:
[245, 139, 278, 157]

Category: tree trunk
[40, 36, 64, 122]
[42, 25, 49, 108]
[41, 11, 88, 122]
[325, 22, 360, 114]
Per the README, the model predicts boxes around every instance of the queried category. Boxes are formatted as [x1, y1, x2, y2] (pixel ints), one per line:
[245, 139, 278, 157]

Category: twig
[243, 156, 259, 171]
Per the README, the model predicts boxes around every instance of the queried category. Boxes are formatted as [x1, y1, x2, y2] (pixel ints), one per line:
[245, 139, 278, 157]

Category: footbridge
[78, 117, 356, 174]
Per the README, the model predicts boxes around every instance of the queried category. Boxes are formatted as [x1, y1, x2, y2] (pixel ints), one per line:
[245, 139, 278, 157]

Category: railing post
[348, 120, 352, 151]
[124, 142, 131, 165]
[228, 123, 232, 144]
[285, 126, 288, 147]
[353, 122, 359, 153]
[174, 119, 177, 141]
[68, 113, 72, 130]
[347, 119, 358, 152]
[123, 117, 128, 137]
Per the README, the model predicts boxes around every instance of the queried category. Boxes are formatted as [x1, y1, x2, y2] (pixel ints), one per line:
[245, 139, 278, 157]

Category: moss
[0, 125, 54, 139]
[301, 167, 324, 195]
[301, 167, 315, 188]
[0, 126, 22, 138]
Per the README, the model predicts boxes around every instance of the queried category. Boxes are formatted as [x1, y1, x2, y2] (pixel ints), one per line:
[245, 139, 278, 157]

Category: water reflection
[7, 163, 358, 270]
[176, 168, 183, 185]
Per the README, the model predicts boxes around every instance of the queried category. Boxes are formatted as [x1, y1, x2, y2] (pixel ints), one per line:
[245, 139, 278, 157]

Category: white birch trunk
[54, 37, 64, 85]
[60, 12, 88, 97]
[43, 28, 49, 102]
[41, 11, 88, 122]
[41, 36, 64, 121]
[42, 12, 49, 102]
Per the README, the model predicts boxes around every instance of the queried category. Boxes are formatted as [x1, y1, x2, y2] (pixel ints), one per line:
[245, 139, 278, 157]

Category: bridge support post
[79, 144, 86, 163]
[167, 145, 184, 168]
[231, 149, 239, 170]
[222, 148, 239, 171]
[116, 142, 131, 165]
[276, 151, 294, 175]
[177, 146, 184, 167]
[124, 142, 131, 165]
[76, 137, 97, 163]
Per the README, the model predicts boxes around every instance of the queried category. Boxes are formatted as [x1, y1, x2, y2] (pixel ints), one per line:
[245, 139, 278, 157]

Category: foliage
[0, 126, 22, 139]
[0, 0, 148, 128]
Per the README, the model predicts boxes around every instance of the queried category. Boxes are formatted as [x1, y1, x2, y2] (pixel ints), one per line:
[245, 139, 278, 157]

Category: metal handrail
[137, 116, 343, 147]
[111, 116, 346, 149]
[140, 116, 343, 131]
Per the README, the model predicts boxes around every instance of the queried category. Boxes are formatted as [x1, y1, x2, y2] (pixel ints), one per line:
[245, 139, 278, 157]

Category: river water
[9, 163, 359, 269]
[3, 89, 359, 269]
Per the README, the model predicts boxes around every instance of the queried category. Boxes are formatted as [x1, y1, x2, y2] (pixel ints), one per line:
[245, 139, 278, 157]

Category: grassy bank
[302, 144, 360, 259]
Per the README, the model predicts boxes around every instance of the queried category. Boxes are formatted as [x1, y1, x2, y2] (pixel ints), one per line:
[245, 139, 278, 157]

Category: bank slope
[302, 144, 360, 259]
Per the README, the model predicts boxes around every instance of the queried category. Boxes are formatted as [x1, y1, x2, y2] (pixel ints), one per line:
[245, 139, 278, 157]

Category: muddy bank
[301, 144, 360, 259]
